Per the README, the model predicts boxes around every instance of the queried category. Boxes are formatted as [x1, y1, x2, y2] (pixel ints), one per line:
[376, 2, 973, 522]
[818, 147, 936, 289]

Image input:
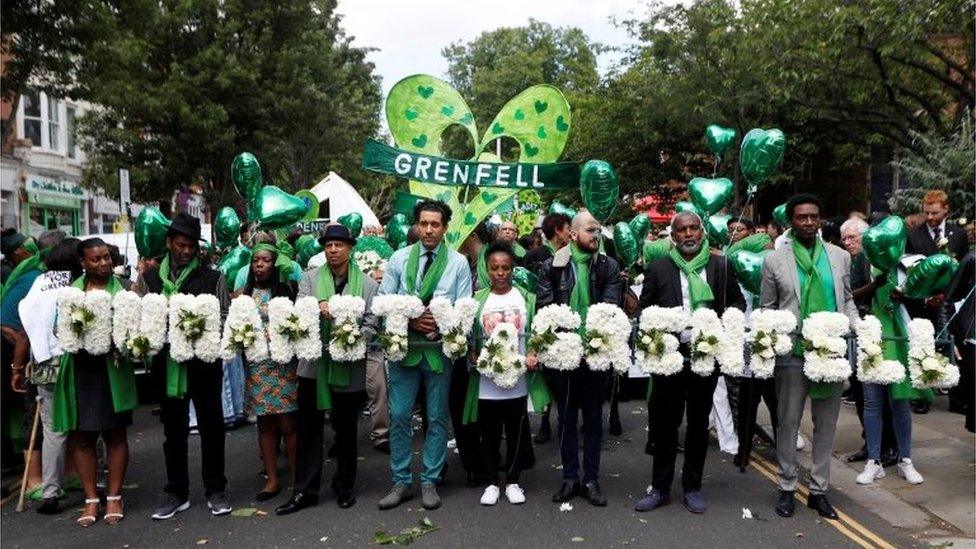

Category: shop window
[22, 92, 42, 147]
[66, 106, 77, 159]
[47, 96, 61, 152]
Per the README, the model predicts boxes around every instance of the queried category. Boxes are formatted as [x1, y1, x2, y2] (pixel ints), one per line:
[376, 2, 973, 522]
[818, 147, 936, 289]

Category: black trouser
[448, 360, 486, 480]
[958, 341, 975, 433]
[850, 375, 897, 455]
[547, 368, 609, 483]
[294, 377, 366, 496]
[160, 361, 226, 499]
[330, 390, 367, 493]
[649, 366, 717, 492]
[727, 376, 778, 450]
[479, 397, 534, 485]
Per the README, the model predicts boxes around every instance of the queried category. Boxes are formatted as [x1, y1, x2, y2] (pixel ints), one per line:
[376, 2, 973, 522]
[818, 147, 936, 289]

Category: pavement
[0, 395, 970, 548]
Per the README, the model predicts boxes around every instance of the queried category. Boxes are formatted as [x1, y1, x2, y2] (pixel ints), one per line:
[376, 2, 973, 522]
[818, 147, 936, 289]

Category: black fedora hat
[318, 223, 357, 246]
[167, 212, 204, 241]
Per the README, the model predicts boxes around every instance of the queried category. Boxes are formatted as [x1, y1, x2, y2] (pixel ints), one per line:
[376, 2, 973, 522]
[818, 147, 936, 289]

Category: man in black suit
[948, 252, 975, 430]
[635, 211, 744, 514]
[905, 190, 968, 261]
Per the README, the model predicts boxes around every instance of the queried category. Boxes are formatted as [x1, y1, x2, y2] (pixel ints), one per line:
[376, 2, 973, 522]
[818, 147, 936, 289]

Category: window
[47, 96, 60, 151]
[66, 106, 77, 159]
[22, 92, 42, 147]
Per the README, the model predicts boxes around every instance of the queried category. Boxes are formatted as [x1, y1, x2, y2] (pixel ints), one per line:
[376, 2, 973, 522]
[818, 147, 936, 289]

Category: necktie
[421, 250, 435, 281]
[933, 227, 942, 242]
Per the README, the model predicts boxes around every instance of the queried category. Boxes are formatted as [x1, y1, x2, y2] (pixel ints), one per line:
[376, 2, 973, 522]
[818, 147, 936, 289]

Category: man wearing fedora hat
[134, 213, 233, 520]
[276, 223, 379, 514]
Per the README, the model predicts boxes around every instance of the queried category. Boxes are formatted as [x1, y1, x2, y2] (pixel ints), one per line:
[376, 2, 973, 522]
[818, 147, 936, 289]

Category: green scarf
[159, 254, 200, 398]
[475, 247, 490, 290]
[668, 244, 713, 310]
[544, 241, 556, 254]
[313, 263, 364, 410]
[643, 239, 672, 265]
[252, 242, 294, 283]
[52, 275, 138, 433]
[403, 243, 450, 372]
[462, 286, 551, 424]
[0, 239, 44, 305]
[792, 237, 837, 400]
[872, 275, 934, 402]
[569, 243, 592, 326]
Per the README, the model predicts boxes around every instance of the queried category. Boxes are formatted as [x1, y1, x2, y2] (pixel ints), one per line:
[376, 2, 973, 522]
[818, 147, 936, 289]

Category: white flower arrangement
[57, 287, 113, 356]
[221, 295, 270, 361]
[906, 318, 959, 389]
[718, 308, 746, 376]
[528, 304, 583, 371]
[168, 293, 222, 363]
[354, 250, 388, 274]
[689, 308, 724, 376]
[583, 303, 633, 373]
[476, 322, 526, 389]
[112, 291, 168, 361]
[371, 294, 425, 361]
[800, 311, 852, 383]
[267, 296, 322, 363]
[634, 306, 685, 376]
[854, 316, 906, 385]
[327, 295, 367, 362]
[428, 296, 479, 360]
[748, 309, 796, 379]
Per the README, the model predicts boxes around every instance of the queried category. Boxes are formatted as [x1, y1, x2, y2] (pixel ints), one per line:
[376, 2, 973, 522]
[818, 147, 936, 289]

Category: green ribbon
[52, 275, 137, 433]
[668, 244, 713, 311]
[0, 238, 44, 305]
[402, 243, 450, 373]
[872, 275, 933, 402]
[313, 264, 364, 410]
[792, 237, 837, 400]
[476, 247, 490, 290]
[159, 254, 200, 398]
[252, 242, 295, 283]
[569, 243, 592, 327]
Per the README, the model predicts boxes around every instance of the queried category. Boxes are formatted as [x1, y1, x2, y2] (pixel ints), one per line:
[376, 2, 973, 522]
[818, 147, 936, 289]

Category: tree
[74, 0, 382, 212]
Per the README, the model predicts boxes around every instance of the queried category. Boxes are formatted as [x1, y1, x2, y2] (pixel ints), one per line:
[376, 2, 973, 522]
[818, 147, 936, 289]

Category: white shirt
[928, 220, 947, 241]
[18, 270, 74, 363]
[478, 289, 528, 400]
[678, 268, 707, 343]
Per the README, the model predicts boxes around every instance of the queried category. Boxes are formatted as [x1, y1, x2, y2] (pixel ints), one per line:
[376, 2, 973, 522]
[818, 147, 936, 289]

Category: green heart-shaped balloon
[643, 239, 673, 265]
[772, 203, 788, 227]
[337, 212, 364, 239]
[704, 124, 737, 157]
[674, 201, 704, 218]
[629, 214, 653, 242]
[862, 215, 907, 273]
[213, 207, 241, 250]
[579, 160, 619, 222]
[231, 152, 263, 202]
[548, 201, 577, 219]
[512, 266, 538, 293]
[740, 128, 786, 186]
[706, 214, 732, 247]
[613, 221, 639, 270]
[354, 235, 395, 260]
[134, 207, 171, 259]
[216, 244, 252, 290]
[730, 249, 770, 295]
[901, 254, 959, 298]
[689, 177, 734, 217]
[252, 185, 310, 229]
[294, 235, 324, 269]
[386, 213, 411, 249]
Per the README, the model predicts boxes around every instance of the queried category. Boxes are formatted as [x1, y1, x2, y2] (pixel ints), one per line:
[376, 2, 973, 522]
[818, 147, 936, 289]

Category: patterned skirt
[244, 358, 298, 416]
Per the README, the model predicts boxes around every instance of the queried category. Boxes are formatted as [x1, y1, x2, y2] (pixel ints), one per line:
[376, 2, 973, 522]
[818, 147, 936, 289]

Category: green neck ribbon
[159, 253, 200, 398]
[668, 244, 713, 311]
[476, 247, 490, 290]
[569, 243, 593, 326]
[402, 243, 451, 373]
[313, 263, 364, 410]
[0, 239, 44, 305]
[792, 237, 837, 400]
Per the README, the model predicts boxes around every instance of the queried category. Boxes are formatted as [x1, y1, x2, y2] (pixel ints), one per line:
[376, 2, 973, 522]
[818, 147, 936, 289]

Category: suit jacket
[523, 246, 554, 275]
[760, 240, 859, 366]
[906, 222, 968, 261]
[638, 254, 745, 316]
[949, 252, 975, 342]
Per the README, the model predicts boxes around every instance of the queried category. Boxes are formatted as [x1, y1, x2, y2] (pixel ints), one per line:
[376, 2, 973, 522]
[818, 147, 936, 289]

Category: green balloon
[613, 221, 639, 270]
[337, 212, 364, 239]
[730, 249, 770, 295]
[740, 128, 786, 186]
[213, 207, 241, 250]
[689, 177, 734, 217]
[862, 216, 907, 273]
[579, 160, 619, 222]
[216, 244, 251, 290]
[231, 152, 263, 202]
[902, 254, 959, 298]
[354, 235, 394, 260]
[548, 201, 577, 219]
[772, 203, 788, 226]
[706, 214, 732, 247]
[134, 207, 171, 259]
[705, 124, 737, 157]
[252, 185, 309, 229]
[386, 213, 410, 249]
[512, 266, 538, 293]
[643, 239, 673, 264]
[727, 233, 772, 256]
[294, 235, 323, 269]
[675, 201, 704, 218]
[629, 214, 653, 242]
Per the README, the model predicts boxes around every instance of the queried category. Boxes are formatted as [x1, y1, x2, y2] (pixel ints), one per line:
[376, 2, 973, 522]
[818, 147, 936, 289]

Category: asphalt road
[1, 401, 917, 548]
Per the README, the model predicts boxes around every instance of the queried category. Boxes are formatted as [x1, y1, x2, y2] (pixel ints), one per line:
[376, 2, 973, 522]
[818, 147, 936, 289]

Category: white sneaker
[447, 438, 457, 450]
[796, 434, 806, 451]
[897, 459, 924, 485]
[480, 485, 500, 506]
[856, 459, 886, 485]
[505, 483, 526, 505]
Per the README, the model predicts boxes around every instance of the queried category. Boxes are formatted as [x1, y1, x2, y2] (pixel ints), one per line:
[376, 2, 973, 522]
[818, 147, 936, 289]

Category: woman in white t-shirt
[464, 243, 550, 506]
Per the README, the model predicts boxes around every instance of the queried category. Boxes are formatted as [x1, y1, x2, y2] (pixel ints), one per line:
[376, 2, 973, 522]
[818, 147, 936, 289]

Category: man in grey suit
[760, 194, 859, 520]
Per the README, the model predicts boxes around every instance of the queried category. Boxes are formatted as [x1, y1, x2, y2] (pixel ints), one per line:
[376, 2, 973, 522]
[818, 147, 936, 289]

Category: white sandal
[77, 498, 100, 527]
[104, 495, 125, 525]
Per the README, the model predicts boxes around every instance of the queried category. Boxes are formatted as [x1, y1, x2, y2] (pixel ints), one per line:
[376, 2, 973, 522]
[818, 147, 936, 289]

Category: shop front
[23, 175, 86, 237]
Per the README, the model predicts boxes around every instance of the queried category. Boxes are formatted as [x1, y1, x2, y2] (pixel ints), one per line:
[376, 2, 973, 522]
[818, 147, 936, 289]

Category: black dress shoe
[335, 490, 356, 509]
[373, 441, 390, 455]
[36, 497, 60, 515]
[807, 494, 838, 520]
[256, 488, 280, 501]
[275, 493, 318, 515]
[582, 482, 607, 507]
[552, 480, 581, 503]
[775, 490, 795, 517]
[846, 448, 868, 463]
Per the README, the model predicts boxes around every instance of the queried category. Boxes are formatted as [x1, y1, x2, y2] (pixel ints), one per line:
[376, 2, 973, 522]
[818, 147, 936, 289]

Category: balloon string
[712, 156, 718, 178]
[936, 285, 975, 340]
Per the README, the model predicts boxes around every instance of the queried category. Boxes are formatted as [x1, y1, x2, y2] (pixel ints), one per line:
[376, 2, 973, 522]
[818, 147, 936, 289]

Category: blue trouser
[547, 367, 609, 483]
[388, 357, 453, 485]
[863, 383, 912, 460]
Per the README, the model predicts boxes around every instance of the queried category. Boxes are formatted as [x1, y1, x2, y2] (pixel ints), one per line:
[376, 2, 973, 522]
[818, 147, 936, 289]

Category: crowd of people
[0, 188, 971, 528]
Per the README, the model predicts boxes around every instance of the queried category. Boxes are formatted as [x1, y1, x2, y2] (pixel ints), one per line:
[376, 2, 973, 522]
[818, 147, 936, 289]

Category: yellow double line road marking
[749, 453, 897, 549]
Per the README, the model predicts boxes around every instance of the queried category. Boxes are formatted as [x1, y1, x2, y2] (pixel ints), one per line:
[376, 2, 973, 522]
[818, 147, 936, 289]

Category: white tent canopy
[308, 171, 380, 228]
